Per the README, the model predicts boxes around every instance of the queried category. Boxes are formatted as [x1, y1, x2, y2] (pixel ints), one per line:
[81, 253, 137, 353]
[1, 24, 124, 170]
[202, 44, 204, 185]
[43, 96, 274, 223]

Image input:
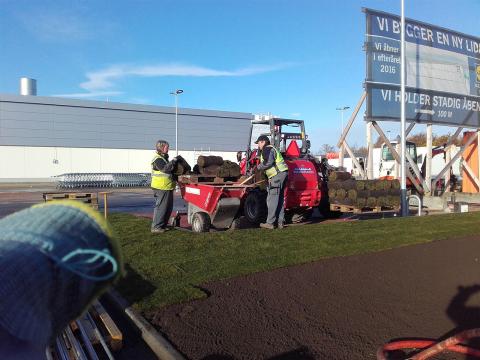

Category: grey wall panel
[0, 94, 253, 151]
[1, 119, 53, 130]
[1, 111, 57, 122]
[0, 136, 103, 148]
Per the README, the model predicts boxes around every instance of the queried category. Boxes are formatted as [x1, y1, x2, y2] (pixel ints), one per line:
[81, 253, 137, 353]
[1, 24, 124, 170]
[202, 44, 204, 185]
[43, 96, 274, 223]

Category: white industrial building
[0, 79, 253, 181]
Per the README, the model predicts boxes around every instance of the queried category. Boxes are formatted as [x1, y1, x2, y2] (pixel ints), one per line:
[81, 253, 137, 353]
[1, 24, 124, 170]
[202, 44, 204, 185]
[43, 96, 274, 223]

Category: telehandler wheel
[191, 212, 211, 233]
[244, 191, 267, 224]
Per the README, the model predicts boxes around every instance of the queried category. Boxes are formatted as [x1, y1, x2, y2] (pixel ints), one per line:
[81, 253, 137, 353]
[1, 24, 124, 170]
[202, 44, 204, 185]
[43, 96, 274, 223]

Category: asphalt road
[0, 187, 186, 219]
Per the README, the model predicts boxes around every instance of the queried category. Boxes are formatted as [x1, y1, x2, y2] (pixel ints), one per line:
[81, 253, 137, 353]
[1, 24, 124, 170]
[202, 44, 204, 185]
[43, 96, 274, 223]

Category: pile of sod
[110, 212, 480, 314]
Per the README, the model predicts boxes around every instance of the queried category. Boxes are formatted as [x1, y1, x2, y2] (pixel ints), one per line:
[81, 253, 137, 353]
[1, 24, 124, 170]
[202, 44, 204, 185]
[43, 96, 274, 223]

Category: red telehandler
[239, 116, 337, 224]
[179, 116, 338, 232]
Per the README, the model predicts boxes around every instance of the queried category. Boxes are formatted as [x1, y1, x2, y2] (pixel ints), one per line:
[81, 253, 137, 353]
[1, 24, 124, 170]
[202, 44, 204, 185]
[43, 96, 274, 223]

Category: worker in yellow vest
[256, 135, 289, 229]
[151, 140, 178, 233]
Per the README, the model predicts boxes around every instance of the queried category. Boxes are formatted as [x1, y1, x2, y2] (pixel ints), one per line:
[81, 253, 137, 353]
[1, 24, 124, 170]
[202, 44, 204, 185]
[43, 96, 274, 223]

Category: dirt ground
[153, 236, 480, 360]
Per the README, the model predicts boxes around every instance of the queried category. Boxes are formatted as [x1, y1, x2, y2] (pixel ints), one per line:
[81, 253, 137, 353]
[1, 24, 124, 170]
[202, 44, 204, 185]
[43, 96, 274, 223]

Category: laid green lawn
[111, 212, 480, 314]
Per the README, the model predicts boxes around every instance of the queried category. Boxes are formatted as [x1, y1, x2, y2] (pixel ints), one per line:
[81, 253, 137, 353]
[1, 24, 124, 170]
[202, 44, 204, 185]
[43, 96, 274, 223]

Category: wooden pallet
[330, 204, 361, 214]
[43, 192, 99, 209]
[91, 300, 123, 351]
[51, 300, 123, 359]
[179, 174, 238, 184]
[330, 203, 399, 214]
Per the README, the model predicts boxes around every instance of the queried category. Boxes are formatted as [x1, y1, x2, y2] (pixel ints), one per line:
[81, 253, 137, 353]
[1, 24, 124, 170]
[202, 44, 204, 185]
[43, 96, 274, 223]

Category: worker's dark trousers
[152, 189, 174, 230]
[266, 171, 288, 226]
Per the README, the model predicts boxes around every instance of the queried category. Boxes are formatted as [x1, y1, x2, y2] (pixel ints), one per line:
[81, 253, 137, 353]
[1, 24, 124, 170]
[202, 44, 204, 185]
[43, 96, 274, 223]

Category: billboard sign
[364, 8, 480, 127]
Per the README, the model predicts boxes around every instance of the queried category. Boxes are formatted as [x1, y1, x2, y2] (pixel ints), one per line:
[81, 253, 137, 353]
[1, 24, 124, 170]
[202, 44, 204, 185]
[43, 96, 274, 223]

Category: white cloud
[79, 63, 294, 92]
[18, 11, 92, 41]
[127, 97, 153, 105]
[52, 91, 123, 99]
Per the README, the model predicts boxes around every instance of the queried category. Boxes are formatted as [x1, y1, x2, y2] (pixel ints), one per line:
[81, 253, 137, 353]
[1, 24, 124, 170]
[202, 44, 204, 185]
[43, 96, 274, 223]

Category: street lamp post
[336, 106, 350, 168]
[336, 106, 350, 134]
[400, 0, 407, 216]
[170, 89, 184, 157]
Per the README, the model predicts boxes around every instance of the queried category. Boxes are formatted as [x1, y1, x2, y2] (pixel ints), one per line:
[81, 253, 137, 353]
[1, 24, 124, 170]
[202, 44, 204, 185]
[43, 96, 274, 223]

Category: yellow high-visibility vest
[260, 145, 288, 179]
[151, 154, 176, 190]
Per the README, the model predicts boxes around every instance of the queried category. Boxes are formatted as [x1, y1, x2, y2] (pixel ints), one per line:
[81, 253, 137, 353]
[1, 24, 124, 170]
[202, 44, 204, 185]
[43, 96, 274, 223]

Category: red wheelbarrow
[179, 180, 250, 232]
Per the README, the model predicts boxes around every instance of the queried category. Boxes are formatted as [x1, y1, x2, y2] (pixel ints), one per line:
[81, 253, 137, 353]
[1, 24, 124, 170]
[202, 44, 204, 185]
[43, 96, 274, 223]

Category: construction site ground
[106, 210, 480, 360]
[152, 235, 480, 360]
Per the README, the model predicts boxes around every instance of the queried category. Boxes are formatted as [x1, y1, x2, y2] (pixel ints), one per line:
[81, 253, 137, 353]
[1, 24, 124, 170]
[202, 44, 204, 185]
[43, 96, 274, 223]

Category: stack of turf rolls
[328, 171, 401, 208]
[195, 156, 241, 178]
[195, 155, 224, 176]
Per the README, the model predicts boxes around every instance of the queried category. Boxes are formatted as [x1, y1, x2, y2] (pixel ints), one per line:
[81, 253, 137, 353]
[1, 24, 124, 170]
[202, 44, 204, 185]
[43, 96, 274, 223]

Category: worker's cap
[0, 201, 123, 347]
[255, 135, 270, 144]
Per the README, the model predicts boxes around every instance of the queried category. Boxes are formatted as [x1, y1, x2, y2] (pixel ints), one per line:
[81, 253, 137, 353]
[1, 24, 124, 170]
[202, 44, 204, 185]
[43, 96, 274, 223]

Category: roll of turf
[365, 180, 377, 191]
[356, 180, 367, 191]
[366, 197, 377, 208]
[328, 181, 341, 190]
[328, 189, 337, 199]
[174, 155, 191, 175]
[329, 171, 351, 182]
[197, 155, 224, 167]
[391, 179, 401, 190]
[199, 165, 221, 176]
[336, 188, 347, 200]
[355, 197, 367, 208]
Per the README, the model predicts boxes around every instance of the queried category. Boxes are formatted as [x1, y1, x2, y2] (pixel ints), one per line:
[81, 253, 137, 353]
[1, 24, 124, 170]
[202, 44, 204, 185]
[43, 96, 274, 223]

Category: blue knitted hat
[0, 201, 122, 346]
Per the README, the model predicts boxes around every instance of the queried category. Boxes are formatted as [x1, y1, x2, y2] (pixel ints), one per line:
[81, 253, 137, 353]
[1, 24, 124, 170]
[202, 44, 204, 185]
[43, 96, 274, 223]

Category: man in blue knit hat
[0, 201, 122, 359]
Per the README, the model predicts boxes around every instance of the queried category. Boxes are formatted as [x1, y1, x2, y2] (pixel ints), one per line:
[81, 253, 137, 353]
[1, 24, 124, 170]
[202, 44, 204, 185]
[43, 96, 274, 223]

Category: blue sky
[1, 0, 479, 151]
